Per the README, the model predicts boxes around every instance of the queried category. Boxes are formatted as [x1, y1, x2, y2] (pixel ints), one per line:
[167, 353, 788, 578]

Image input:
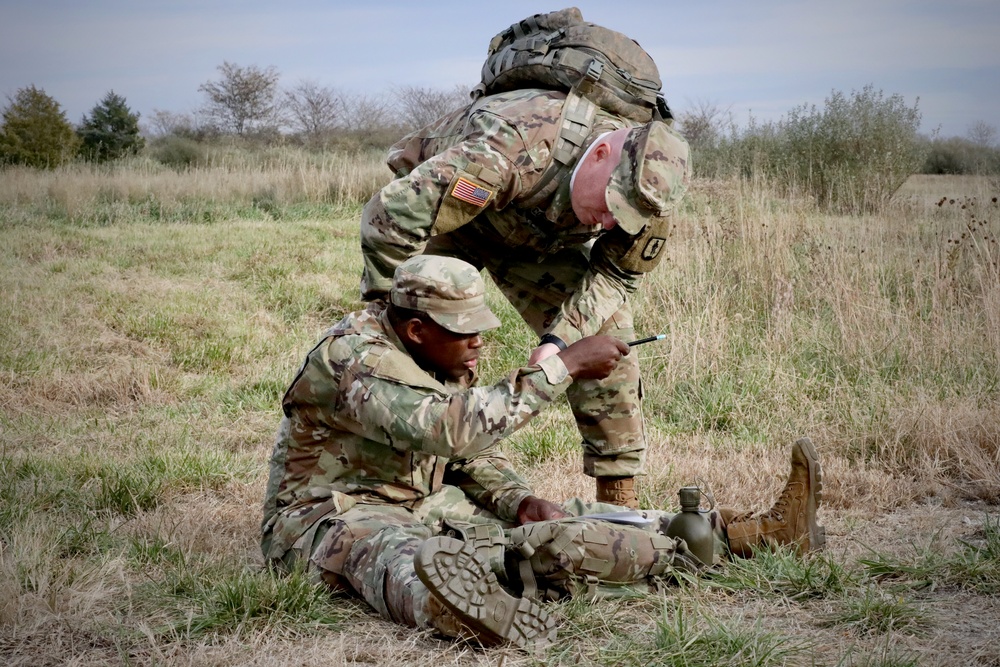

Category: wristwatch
[538, 333, 567, 351]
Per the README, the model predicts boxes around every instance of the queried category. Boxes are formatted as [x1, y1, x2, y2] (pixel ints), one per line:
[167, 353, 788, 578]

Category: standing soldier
[359, 10, 690, 507]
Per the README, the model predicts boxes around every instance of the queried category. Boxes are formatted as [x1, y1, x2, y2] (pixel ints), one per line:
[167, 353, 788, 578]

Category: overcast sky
[1, 0, 998, 139]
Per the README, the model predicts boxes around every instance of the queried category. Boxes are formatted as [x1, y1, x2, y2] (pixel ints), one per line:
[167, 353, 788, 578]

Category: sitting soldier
[261, 255, 825, 649]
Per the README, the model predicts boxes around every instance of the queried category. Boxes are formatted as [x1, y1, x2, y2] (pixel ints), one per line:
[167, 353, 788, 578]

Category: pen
[627, 334, 666, 347]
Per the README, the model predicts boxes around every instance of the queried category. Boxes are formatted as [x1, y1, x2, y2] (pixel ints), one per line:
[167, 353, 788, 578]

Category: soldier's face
[571, 131, 628, 230]
[405, 317, 484, 381]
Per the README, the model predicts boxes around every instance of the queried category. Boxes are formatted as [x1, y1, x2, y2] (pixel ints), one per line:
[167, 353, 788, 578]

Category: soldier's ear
[592, 141, 612, 162]
[401, 317, 427, 346]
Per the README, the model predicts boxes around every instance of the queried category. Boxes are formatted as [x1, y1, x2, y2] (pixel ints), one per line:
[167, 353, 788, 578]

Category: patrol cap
[390, 255, 501, 334]
[605, 120, 691, 235]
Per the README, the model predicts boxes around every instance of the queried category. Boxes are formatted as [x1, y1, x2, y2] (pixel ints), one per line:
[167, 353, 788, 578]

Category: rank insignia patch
[451, 177, 493, 207]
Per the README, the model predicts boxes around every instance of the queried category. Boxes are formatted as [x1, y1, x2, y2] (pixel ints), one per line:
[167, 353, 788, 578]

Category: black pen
[628, 334, 666, 347]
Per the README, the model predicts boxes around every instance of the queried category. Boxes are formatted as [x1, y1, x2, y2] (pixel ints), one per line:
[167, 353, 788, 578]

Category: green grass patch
[606, 598, 806, 667]
[821, 585, 930, 637]
[149, 563, 353, 639]
[706, 547, 857, 600]
[860, 516, 1000, 594]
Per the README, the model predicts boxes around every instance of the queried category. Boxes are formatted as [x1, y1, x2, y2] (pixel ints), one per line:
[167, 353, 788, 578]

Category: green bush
[149, 135, 207, 168]
[922, 136, 1000, 175]
[693, 85, 926, 213]
[0, 85, 81, 168]
[775, 85, 924, 212]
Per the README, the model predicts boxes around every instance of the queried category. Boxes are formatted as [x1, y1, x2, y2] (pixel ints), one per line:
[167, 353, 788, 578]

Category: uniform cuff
[498, 489, 535, 522]
[537, 353, 571, 386]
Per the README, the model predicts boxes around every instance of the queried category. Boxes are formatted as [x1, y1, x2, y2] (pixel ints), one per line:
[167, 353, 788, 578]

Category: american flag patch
[451, 177, 493, 207]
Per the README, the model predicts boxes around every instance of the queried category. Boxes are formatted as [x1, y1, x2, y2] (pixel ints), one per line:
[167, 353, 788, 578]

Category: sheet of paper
[577, 511, 653, 526]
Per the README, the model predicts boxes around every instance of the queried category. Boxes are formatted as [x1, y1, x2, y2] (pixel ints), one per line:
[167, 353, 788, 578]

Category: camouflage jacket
[360, 88, 646, 345]
[261, 302, 573, 560]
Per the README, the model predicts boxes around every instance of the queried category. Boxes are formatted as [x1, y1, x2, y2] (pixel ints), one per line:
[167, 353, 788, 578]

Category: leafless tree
[394, 84, 471, 130]
[284, 80, 341, 146]
[339, 92, 394, 134]
[146, 109, 200, 138]
[967, 120, 997, 148]
[198, 61, 282, 136]
[676, 99, 730, 151]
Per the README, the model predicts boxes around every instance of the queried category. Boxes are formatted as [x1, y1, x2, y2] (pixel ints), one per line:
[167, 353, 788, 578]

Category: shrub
[149, 135, 207, 169]
[922, 136, 1000, 175]
[0, 85, 81, 168]
[692, 85, 926, 213]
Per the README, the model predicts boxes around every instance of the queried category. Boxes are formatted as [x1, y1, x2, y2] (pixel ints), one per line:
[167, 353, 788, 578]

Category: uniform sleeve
[337, 348, 573, 462]
[360, 112, 528, 302]
[445, 450, 533, 523]
[543, 233, 644, 342]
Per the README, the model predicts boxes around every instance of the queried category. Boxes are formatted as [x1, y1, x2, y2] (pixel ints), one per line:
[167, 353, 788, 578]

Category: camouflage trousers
[426, 227, 645, 479]
[282, 486, 726, 632]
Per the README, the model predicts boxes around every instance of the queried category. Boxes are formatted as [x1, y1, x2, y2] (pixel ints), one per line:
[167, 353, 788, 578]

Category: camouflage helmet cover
[390, 255, 501, 334]
[605, 121, 691, 234]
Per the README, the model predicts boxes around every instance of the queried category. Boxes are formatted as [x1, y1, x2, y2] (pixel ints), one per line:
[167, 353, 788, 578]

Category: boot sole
[414, 536, 556, 650]
[794, 437, 827, 552]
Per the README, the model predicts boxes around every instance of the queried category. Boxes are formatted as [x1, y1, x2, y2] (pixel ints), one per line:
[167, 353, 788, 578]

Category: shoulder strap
[520, 90, 598, 209]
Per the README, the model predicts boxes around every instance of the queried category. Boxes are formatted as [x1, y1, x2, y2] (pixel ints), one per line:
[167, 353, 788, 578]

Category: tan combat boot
[723, 438, 826, 557]
[415, 536, 556, 650]
[596, 476, 639, 508]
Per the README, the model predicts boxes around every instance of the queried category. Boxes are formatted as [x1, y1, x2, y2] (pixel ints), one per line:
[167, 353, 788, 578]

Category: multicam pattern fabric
[359, 89, 689, 477]
[606, 120, 691, 234]
[390, 255, 501, 334]
[273, 490, 726, 633]
[261, 301, 572, 561]
[360, 88, 642, 336]
[261, 300, 727, 634]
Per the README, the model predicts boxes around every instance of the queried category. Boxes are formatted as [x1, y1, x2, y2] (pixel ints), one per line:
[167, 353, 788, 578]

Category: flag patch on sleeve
[451, 177, 493, 207]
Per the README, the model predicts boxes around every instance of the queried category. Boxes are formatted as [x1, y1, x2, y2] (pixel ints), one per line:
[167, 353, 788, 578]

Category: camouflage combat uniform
[262, 296, 559, 628]
[261, 261, 717, 633]
[359, 88, 690, 479]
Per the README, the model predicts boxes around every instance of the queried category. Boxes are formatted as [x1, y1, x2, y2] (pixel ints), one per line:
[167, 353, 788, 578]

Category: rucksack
[473, 7, 672, 124]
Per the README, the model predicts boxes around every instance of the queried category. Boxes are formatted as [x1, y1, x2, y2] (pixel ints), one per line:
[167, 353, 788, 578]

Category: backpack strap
[520, 89, 598, 209]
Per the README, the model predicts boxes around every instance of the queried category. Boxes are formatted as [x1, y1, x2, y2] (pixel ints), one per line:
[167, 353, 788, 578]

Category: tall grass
[0, 146, 389, 226]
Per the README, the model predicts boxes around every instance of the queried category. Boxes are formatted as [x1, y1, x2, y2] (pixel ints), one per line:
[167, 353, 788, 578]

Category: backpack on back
[473, 7, 671, 123]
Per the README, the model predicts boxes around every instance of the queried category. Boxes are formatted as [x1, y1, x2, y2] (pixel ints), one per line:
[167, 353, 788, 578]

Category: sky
[1, 0, 998, 139]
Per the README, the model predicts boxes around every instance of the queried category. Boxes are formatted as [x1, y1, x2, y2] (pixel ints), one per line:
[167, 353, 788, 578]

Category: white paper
[577, 511, 653, 526]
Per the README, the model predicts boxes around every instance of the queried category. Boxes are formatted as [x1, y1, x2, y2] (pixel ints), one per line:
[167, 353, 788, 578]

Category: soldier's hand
[516, 495, 569, 524]
[558, 336, 629, 380]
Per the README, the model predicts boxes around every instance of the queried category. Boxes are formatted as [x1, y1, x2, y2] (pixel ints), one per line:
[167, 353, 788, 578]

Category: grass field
[1, 159, 998, 666]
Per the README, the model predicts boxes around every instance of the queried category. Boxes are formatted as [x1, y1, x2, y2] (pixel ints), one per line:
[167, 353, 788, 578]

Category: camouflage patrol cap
[390, 255, 501, 334]
[606, 121, 691, 234]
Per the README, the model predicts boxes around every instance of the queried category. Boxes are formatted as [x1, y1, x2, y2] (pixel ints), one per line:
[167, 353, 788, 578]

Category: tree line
[0, 87, 144, 168]
[0, 61, 472, 168]
[3, 61, 998, 202]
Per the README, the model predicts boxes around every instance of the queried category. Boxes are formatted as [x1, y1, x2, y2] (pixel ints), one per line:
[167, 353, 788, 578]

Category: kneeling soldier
[262, 255, 825, 650]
